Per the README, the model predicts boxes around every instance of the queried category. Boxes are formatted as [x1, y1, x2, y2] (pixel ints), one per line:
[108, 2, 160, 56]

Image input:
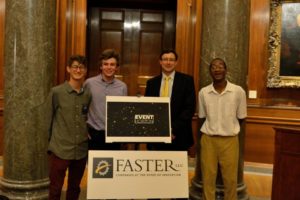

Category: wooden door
[87, 1, 176, 96]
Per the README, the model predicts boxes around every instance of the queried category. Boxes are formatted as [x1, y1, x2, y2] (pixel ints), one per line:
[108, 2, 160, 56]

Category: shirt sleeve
[44, 89, 55, 140]
[237, 87, 247, 119]
[198, 89, 206, 118]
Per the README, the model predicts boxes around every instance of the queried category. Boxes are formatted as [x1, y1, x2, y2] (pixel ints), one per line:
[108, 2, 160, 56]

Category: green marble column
[190, 0, 250, 199]
[0, 0, 56, 199]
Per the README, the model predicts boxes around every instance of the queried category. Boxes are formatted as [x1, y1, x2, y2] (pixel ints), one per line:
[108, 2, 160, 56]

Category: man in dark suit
[145, 49, 196, 151]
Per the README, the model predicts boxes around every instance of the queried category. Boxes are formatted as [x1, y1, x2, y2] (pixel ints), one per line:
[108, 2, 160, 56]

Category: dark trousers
[48, 153, 87, 200]
[88, 127, 121, 150]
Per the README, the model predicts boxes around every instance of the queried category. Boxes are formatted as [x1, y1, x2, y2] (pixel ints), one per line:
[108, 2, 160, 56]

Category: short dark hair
[159, 49, 178, 61]
[99, 49, 120, 66]
[209, 58, 227, 69]
[68, 55, 87, 66]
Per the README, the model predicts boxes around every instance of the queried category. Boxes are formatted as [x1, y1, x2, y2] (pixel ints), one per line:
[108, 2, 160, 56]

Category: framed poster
[105, 96, 171, 143]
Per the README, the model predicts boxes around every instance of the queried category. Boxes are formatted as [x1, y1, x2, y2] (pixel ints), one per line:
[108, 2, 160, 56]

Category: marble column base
[0, 177, 49, 200]
[189, 180, 249, 200]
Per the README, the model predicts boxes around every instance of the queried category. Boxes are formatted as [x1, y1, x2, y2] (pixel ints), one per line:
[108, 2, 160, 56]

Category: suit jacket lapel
[171, 72, 179, 102]
[154, 74, 162, 96]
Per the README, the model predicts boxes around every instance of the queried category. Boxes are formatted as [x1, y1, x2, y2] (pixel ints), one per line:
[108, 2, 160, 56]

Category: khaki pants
[200, 134, 239, 200]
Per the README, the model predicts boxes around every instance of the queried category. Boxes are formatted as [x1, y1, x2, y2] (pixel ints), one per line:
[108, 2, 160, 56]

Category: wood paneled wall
[246, 0, 300, 164]
[57, 0, 202, 93]
[0, 0, 299, 164]
[0, 0, 5, 156]
[175, 0, 202, 156]
[176, 0, 202, 96]
[245, 106, 300, 163]
[56, 0, 87, 84]
[248, 0, 300, 102]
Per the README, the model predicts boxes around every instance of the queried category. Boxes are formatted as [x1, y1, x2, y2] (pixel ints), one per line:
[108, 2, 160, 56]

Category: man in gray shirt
[85, 49, 127, 150]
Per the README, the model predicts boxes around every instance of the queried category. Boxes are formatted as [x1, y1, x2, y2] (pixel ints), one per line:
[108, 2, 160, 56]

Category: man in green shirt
[48, 55, 91, 200]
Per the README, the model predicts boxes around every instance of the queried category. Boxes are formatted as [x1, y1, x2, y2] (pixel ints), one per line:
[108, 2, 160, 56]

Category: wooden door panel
[101, 21, 124, 29]
[139, 32, 162, 75]
[87, 4, 176, 96]
[141, 12, 163, 22]
[88, 7, 101, 76]
[100, 31, 123, 53]
[101, 11, 123, 20]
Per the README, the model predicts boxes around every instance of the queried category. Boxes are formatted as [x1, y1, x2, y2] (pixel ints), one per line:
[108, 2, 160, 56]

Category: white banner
[87, 150, 189, 199]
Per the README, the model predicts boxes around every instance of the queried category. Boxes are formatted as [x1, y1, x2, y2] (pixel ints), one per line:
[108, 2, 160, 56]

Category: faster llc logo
[93, 158, 113, 178]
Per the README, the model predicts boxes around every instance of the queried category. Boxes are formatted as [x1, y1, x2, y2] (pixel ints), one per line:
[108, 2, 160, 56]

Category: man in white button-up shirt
[198, 58, 247, 200]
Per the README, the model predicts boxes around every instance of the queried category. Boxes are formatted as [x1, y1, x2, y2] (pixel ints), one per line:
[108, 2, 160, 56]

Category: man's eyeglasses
[70, 64, 86, 71]
[161, 58, 176, 62]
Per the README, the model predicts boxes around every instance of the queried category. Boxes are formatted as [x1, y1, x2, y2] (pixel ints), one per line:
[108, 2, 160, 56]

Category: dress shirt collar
[99, 73, 115, 84]
[162, 71, 175, 80]
[208, 80, 234, 94]
[65, 81, 84, 94]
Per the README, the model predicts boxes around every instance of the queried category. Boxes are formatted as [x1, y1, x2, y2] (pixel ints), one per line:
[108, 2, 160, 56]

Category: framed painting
[267, 0, 300, 88]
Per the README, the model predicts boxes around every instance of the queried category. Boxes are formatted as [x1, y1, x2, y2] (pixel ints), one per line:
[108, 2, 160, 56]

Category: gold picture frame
[267, 0, 300, 88]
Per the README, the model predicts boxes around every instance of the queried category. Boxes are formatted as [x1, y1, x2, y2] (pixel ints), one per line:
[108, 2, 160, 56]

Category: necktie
[161, 76, 170, 97]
